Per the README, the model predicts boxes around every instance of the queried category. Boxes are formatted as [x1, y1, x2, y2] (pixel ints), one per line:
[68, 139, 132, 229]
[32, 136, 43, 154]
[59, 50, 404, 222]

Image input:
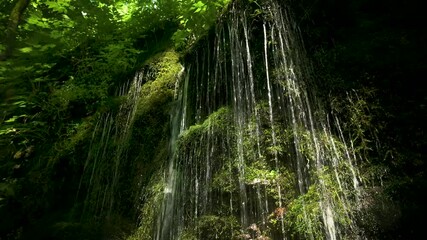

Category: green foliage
[48, 117, 95, 166]
[179, 215, 239, 240]
[285, 184, 323, 239]
[212, 162, 237, 193]
[284, 163, 361, 238]
[244, 161, 277, 185]
[330, 89, 379, 157]
[172, 0, 232, 49]
[197, 215, 239, 239]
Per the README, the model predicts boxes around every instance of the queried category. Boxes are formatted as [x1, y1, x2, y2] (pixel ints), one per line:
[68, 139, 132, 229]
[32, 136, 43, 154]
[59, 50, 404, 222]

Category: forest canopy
[0, 0, 230, 149]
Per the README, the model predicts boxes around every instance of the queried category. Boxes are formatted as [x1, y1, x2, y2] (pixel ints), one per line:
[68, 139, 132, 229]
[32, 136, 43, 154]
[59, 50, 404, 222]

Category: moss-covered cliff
[1, 0, 426, 239]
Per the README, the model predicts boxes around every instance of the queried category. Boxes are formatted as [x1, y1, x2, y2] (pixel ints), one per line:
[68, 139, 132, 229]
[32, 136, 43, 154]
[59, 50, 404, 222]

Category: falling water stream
[152, 1, 364, 239]
[66, 0, 367, 237]
[77, 69, 146, 220]
[150, 0, 365, 239]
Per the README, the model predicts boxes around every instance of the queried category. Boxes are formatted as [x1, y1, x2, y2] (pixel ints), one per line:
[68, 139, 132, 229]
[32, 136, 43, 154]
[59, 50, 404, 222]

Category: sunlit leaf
[19, 47, 33, 53]
[5, 115, 27, 123]
[194, 1, 205, 8]
[12, 101, 26, 106]
[45, 0, 71, 13]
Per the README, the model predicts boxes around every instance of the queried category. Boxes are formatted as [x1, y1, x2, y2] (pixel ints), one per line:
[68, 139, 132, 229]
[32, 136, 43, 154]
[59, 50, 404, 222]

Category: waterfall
[76, 69, 146, 220]
[154, 0, 364, 239]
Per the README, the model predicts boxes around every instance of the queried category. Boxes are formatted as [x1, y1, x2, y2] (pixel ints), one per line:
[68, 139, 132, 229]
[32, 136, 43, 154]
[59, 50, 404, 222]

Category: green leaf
[194, 1, 205, 8]
[19, 47, 33, 53]
[0, 128, 16, 135]
[45, 0, 70, 13]
[12, 101, 26, 106]
[5, 115, 27, 123]
[40, 44, 56, 51]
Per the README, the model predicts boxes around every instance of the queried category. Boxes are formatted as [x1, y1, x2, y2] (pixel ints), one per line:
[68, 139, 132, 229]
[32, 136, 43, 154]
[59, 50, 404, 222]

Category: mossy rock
[138, 50, 182, 115]
[178, 107, 232, 149]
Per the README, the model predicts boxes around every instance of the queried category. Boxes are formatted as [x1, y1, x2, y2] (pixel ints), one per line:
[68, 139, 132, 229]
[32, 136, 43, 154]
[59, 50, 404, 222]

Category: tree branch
[0, 0, 30, 61]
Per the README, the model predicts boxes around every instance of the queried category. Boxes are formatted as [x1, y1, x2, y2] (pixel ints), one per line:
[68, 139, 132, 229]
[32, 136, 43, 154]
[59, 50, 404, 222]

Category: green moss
[47, 116, 96, 166]
[50, 80, 110, 117]
[126, 51, 185, 240]
[138, 50, 182, 115]
[126, 172, 165, 240]
[178, 107, 232, 149]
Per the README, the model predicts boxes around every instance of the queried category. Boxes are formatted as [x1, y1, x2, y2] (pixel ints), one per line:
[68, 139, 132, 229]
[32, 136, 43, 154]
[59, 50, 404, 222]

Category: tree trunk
[0, 0, 30, 61]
